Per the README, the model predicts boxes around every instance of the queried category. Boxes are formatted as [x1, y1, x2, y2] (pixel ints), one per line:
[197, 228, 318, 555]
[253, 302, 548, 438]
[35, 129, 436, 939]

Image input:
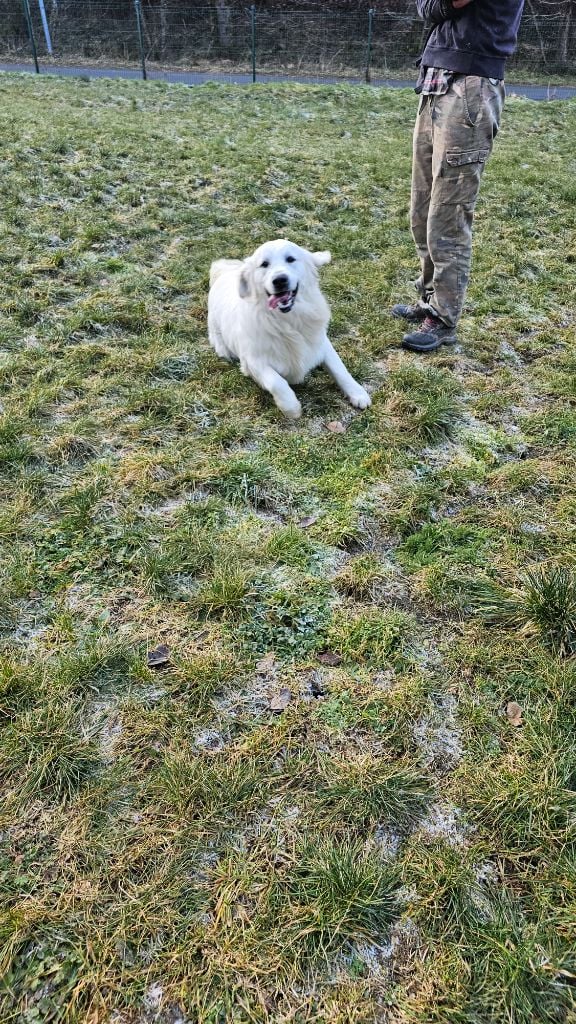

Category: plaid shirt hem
[419, 66, 454, 95]
[416, 66, 503, 95]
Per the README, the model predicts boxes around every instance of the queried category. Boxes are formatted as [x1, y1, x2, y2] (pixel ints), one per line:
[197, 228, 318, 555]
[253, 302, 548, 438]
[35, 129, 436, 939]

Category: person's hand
[452, 0, 474, 7]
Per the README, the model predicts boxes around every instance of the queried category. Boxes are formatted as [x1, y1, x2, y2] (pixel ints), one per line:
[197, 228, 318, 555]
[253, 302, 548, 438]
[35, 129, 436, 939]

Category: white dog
[207, 239, 371, 419]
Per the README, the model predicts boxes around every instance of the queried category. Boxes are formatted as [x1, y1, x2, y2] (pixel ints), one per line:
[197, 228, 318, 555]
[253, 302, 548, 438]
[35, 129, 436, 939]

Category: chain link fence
[1, 2, 575, 85]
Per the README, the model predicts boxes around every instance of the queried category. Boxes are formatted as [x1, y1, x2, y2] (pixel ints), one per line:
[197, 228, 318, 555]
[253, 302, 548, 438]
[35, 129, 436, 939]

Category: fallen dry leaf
[506, 701, 523, 727]
[147, 644, 171, 668]
[326, 420, 346, 434]
[317, 650, 342, 666]
[269, 688, 291, 712]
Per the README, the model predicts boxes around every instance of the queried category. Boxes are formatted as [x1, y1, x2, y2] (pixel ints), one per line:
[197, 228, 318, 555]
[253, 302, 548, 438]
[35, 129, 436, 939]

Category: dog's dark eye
[260, 260, 269, 268]
[286, 256, 296, 263]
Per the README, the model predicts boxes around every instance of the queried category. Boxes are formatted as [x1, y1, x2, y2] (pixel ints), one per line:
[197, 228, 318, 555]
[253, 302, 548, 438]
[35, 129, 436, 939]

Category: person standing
[393, 0, 525, 352]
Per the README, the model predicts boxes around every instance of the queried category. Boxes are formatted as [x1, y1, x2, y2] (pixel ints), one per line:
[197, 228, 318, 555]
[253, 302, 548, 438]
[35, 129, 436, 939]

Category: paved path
[1, 60, 576, 100]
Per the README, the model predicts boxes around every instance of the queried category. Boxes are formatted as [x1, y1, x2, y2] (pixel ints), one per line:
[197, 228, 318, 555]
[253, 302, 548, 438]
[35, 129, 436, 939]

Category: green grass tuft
[1, 702, 100, 801]
[320, 759, 433, 828]
[388, 366, 463, 441]
[329, 607, 418, 669]
[471, 565, 576, 656]
[282, 838, 400, 957]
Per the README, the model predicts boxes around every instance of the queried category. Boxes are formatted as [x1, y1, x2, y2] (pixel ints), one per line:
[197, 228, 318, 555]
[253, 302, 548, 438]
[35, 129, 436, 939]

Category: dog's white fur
[207, 238, 371, 419]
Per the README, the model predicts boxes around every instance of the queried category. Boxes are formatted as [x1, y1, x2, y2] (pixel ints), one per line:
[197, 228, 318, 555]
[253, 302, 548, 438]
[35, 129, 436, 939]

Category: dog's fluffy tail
[210, 259, 243, 286]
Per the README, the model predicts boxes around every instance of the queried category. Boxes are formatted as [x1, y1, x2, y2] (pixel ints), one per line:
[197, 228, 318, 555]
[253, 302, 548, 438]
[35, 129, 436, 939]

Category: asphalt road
[2, 60, 576, 100]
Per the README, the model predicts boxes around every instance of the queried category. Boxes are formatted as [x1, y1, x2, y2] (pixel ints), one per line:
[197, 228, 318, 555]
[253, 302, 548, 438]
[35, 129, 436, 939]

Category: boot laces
[419, 315, 441, 332]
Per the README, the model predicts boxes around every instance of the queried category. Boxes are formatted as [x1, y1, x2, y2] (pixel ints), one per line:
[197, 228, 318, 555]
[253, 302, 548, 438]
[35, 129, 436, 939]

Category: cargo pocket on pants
[442, 149, 489, 203]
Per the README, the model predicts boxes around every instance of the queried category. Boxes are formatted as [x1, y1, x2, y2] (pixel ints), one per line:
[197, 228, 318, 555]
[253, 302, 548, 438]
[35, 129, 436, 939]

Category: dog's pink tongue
[268, 292, 290, 310]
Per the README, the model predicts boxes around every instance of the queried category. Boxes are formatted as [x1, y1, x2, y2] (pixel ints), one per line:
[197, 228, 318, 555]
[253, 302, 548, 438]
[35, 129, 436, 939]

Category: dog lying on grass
[208, 238, 371, 419]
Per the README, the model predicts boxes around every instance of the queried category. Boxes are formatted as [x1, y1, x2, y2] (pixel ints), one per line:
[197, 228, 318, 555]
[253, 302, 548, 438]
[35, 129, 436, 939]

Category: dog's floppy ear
[311, 250, 331, 268]
[238, 264, 252, 298]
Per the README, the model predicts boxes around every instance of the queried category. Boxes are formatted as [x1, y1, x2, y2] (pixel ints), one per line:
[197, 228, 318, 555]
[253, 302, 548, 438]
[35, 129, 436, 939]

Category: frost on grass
[214, 672, 273, 719]
[143, 983, 164, 1014]
[112, 989, 191, 1024]
[382, 917, 423, 975]
[416, 801, 470, 848]
[413, 692, 463, 769]
[338, 917, 423, 984]
[374, 824, 402, 860]
[5, 614, 49, 650]
[252, 797, 303, 846]
[144, 495, 195, 518]
[91, 701, 123, 760]
[193, 727, 226, 752]
[497, 339, 524, 367]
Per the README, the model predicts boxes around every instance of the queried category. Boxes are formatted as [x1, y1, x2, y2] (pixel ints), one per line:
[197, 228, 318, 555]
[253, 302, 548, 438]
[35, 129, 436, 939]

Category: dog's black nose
[272, 274, 289, 291]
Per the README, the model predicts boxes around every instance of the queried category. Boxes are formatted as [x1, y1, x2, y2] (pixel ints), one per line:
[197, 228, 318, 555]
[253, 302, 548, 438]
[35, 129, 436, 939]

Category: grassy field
[0, 73, 575, 1023]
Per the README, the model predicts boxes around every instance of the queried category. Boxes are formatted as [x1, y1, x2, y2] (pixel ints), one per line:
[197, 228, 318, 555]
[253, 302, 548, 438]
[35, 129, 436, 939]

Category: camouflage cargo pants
[410, 76, 505, 327]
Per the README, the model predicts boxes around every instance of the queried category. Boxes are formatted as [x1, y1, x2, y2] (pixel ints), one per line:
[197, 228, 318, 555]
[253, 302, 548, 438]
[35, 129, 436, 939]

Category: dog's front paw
[347, 387, 371, 410]
[281, 399, 302, 420]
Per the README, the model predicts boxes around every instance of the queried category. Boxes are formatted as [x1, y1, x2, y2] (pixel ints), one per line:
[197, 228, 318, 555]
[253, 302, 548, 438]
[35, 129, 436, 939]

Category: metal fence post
[22, 0, 39, 74]
[365, 8, 374, 83]
[250, 4, 256, 83]
[134, 0, 147, 80]
[37, 0, 53, 54]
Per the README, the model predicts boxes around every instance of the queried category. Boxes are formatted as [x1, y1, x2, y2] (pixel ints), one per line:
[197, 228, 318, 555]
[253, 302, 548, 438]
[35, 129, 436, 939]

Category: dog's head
[238, 239, 331, 314]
